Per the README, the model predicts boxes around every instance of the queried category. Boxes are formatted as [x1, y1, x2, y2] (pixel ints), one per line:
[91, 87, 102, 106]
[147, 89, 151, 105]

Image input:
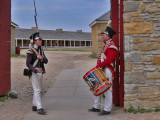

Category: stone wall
[91, 23, 107, 56]
[124, 0, 160, 109]
[11, 25, 16, 55]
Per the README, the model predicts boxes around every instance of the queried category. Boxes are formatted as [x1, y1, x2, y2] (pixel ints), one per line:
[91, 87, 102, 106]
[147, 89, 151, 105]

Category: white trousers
[30, 72, 43, 109]
[93, 68, 112, 111]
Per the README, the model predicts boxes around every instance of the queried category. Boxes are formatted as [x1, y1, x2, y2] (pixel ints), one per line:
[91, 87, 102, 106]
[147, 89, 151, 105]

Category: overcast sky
[11, 0, 110, 32]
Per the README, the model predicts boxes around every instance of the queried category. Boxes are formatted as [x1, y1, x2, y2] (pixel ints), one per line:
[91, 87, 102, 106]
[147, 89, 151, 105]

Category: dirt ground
[0, 49, 96, 120]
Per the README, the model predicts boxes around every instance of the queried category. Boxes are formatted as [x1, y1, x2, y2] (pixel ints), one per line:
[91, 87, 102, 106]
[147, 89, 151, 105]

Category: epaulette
[108, 45, 118, 51]
[26, 49, 33, 54]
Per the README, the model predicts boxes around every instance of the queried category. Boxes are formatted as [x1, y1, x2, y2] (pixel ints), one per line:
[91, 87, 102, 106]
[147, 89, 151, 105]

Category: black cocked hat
[101, 26, 116, 38]
[30, 32, 40, 41]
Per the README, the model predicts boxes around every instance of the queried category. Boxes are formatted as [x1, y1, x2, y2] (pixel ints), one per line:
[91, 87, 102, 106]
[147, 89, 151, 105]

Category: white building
[15, 28, 92, 48]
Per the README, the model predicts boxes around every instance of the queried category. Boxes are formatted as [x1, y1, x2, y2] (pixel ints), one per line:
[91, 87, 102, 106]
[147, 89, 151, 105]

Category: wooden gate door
[0, 0, 11, 95]
[111, 0, 124, 107]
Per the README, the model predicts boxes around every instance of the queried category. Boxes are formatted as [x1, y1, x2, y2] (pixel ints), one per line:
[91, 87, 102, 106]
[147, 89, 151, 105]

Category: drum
[83, 66, 112, 96]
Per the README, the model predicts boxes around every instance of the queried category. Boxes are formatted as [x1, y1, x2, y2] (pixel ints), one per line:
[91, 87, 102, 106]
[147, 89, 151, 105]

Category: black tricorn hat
[30, 32, 40, 41]
[30, 32, 45, 46]
[101, 26, 116, 38]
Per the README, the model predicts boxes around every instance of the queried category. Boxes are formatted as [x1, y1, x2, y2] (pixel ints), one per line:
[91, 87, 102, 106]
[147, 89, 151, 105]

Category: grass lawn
[43, 47, 92, 52]
[11, 47, 98, 59]
[11, 54, 27, 58]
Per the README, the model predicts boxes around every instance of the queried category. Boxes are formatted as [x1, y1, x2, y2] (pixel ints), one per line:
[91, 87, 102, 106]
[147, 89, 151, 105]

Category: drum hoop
[94, 82, 112, 96]
[83, 66, 100, 79]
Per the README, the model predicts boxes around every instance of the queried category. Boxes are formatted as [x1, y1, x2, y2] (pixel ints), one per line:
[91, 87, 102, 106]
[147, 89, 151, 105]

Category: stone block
[98, 39, 103, 42]
[141, 56, 152, 62]
[147, 72, 160, 79]
[144, 65, 156, 72]
[133, 66, 143, 71]
[150, 13, 156, 18]
[153, 56, 160, 65]
[151, 32, 160, 37]
[124, 22, 153, 34]
[133, 34, 150, 37]
[139, 86, 160, 99]
[133, 62, 144, 70]
[141, 52, 148, 56]
[155, 80, 160, 85]
[142, 100, 160, 109]
[124, 93, 138, 101]
[133, 44, 139, 50]
[133, 38, 145, 44]
[141, 44, 160, 51]
[123, 13, 132, 23]
[125, 52, 141, 62]
[124, 84, 138, 93]
[98, 43, 104, 48]
[124, 35, 133, 52]
[124, 1, 139, 13]
[155, 27, 160, 31]
[132, 17, 144, 22]
[139, 2, 145, 11]
[143, 0, 155, 3]
[139, 80, 155, 87]
[124, 71, 145, 84]
[147, 38, 157, 42]
[155, 23, 160, 27]
[132, 12, 139, 17]
[146, 3, 160, 13]
[125, 62, 132, 71]
[140, 13, 149, 17]
[156, 0, 160, 2]
[152, 50, 160, 55]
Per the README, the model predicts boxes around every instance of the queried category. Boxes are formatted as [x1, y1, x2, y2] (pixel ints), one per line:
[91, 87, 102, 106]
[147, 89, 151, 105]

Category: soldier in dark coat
[26, 32, 48, 115]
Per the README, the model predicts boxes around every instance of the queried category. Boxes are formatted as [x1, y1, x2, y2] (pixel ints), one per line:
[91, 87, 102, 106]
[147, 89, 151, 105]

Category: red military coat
[97, 39, 118, 80]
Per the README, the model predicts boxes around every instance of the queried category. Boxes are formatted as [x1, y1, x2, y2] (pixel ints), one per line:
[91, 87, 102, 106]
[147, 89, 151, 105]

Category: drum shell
[83, 66, 112, 96]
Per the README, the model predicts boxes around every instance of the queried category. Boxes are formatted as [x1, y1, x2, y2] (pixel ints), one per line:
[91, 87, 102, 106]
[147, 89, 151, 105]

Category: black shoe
[98, 110, 111, 116]
[32, 106, 37, 111]
[114, 104, 120, 106]
[37, 108, 47, 115]
[88, 107, 100, 112]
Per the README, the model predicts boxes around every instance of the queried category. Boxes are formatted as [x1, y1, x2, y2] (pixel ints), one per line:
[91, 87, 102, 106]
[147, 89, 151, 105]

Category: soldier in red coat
[88, 26, 118, 116]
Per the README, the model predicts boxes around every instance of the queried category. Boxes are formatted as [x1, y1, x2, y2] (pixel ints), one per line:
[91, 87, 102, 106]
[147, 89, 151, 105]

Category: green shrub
[88, 54, 98, 59]
[0, 93, 8, 102]
[125, 106, 152, 114]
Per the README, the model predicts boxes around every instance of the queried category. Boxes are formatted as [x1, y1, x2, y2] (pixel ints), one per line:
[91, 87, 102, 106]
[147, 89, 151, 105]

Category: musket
[33, 0, 39, 32]
[33, 0, 46, 73]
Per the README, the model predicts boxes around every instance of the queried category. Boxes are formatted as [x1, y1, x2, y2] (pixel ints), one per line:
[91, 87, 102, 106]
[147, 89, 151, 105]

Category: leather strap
[31, 48, 39, 55]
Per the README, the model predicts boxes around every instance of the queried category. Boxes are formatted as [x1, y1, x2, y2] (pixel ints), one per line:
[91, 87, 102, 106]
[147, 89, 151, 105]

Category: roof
[15, 28, 91, 41]
[11, 22, 18, 28]
[89, 11, 110, 27]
